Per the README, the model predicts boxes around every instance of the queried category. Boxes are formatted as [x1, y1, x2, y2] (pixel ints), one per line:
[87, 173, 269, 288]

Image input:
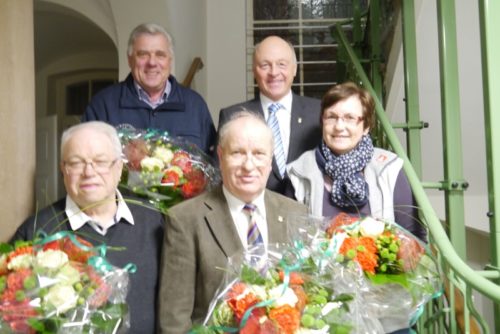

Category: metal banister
[332, 16, 500, 302]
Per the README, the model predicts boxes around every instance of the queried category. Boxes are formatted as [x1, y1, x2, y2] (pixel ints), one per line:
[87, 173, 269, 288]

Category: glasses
[64, 159, 119, 175]
[323, 114, 363, 126]
[226, 152, 271, 167]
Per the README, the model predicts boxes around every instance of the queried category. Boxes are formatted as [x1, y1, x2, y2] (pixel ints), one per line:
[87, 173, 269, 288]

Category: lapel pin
[278, 216, 284, 223]
[297, 117, 302, 124]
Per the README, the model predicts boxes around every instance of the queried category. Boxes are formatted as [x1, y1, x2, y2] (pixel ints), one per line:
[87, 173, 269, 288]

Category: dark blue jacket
[83, 74, 216, 155]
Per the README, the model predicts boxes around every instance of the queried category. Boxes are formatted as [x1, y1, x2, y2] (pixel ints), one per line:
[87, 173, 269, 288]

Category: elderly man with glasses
[158, 111, 307, 333]
[12, 121, 165, 333]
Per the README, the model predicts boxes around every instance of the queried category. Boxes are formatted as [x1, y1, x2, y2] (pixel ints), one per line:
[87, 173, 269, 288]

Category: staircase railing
[330, 4, 500, 332]
[182, 57, 204, 88]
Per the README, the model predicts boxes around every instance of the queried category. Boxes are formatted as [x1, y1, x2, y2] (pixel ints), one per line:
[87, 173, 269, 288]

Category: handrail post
[436, 0, 467, 259]
[401, 0, 423, 178]
[368, 0, 383, 103]
[478, 0, 500, 331]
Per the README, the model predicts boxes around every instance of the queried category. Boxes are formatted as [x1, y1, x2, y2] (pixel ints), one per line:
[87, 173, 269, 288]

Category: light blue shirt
[134, 79, 171, 109]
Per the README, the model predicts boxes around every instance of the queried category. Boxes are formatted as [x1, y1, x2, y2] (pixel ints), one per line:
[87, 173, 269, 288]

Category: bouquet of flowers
[0, 232, 130, 333]
[192, 244, 375, 334]
[289, 214, 441, 331]
[118, 125, 220, 213]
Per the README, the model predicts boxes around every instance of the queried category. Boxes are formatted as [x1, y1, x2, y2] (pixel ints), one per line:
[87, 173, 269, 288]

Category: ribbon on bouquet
[34, 230, 137, 274]
[197, 256, 302, 333]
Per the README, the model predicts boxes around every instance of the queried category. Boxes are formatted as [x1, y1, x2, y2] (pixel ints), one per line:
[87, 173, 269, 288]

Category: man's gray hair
[127, 23, 174, 58]
[60, 121, 122, 160]
[218, 110, 273, 149]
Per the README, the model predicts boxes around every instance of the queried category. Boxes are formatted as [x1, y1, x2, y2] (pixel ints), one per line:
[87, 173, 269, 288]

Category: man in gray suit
[158, 111, 307, 333]
[218, 35, 322, 195]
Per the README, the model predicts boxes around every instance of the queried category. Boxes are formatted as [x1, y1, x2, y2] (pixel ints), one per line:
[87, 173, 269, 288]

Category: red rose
[181, 169, 207, 198]
[161, 170, 181, 188]
[171, 151, 193, 174]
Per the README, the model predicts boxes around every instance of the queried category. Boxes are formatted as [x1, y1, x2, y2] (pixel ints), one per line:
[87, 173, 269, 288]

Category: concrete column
[0, 0, 36, 241]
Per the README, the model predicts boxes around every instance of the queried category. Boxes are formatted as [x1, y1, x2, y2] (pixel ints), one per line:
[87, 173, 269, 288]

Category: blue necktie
[243, 203, 263, 249]
[267, 103, 286, 177]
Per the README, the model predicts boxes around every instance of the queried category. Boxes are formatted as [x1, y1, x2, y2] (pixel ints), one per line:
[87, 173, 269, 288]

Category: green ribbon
[201, 254, 302, 333]
[34, 230, 136, 274]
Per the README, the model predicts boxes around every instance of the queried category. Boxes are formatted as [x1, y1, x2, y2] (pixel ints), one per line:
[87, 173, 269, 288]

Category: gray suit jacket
[218, 93, 322, 195]
[157, 186, 307, 334]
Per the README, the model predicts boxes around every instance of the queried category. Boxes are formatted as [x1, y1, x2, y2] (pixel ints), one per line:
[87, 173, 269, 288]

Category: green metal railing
[330, 1, 500, 332]
[479, 0, 500, 329]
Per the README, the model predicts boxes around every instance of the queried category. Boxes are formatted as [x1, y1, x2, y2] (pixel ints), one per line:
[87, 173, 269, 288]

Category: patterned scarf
[315, 134, 374, 208]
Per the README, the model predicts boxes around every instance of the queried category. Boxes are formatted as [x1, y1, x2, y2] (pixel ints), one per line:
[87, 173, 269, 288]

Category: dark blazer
[218, 93, 322, 194]
[157, 186, 307, 334]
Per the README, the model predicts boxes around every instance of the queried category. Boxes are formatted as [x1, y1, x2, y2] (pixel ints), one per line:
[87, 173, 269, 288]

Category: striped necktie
[267, 103, 287, 178]
[243, 203, 263, 249]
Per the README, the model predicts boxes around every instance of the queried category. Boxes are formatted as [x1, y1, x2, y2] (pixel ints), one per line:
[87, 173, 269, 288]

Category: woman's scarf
[315, 134, 374, 208]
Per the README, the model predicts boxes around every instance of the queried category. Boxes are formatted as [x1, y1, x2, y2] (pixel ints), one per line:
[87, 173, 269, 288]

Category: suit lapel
[204, 187, 243, 258]
[264, 192, 287, 243]
[288, 93, 307, 162]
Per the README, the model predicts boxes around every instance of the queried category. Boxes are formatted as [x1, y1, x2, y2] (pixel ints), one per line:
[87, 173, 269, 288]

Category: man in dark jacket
[12, 121, 164, 333]
[218, 36, 321, 195]
[83, 23, 216, 156]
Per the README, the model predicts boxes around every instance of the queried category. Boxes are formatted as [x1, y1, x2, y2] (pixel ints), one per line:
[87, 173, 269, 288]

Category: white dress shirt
[222, 186, 268, 250]
[65, 190, 134, 236]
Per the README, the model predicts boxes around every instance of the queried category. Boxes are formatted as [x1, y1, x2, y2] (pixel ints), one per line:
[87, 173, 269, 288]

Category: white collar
[65, 190, 134, 231]
[222, 186, 266, 217]
[260, 90, 293, 114]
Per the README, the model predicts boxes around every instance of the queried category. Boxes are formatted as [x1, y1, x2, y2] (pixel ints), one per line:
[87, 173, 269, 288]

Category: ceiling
[34, 1, 117, 70]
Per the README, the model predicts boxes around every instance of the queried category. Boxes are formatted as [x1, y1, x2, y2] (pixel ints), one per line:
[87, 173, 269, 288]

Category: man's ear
[216, 146, 223, 162]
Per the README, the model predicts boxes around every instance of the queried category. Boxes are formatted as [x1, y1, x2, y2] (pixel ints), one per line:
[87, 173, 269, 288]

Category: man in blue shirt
[83, 23, 216, 155]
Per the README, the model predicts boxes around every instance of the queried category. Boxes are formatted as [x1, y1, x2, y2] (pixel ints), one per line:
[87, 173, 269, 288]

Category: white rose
[248, 284, 268, 301]
[268, 284, 298, 307]
[153, 147, 174, 165]
[44, 284, 78, 313]
[7, 253, 33, 270]
[55, 263, 80, 285]
[359, 217, 385, 238]
[140, 157, 164, 171]
[321, 301, 343, 315]
[35, 249, 69, 270]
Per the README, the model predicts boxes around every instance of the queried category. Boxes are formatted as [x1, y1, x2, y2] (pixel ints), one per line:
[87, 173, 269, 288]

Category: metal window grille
[246, 0, 368, 100]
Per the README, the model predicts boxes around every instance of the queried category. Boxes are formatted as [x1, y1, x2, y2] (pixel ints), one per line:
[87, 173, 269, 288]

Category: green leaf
[0, 242, 14, 254]
[367, 273, 410, 289]
[240, 265, 266, 285]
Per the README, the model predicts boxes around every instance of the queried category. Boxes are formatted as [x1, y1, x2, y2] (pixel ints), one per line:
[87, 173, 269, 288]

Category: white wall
[43, 0, 118, 45]
[387, 0, 490, 233]
[206, 0, 247, 126]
